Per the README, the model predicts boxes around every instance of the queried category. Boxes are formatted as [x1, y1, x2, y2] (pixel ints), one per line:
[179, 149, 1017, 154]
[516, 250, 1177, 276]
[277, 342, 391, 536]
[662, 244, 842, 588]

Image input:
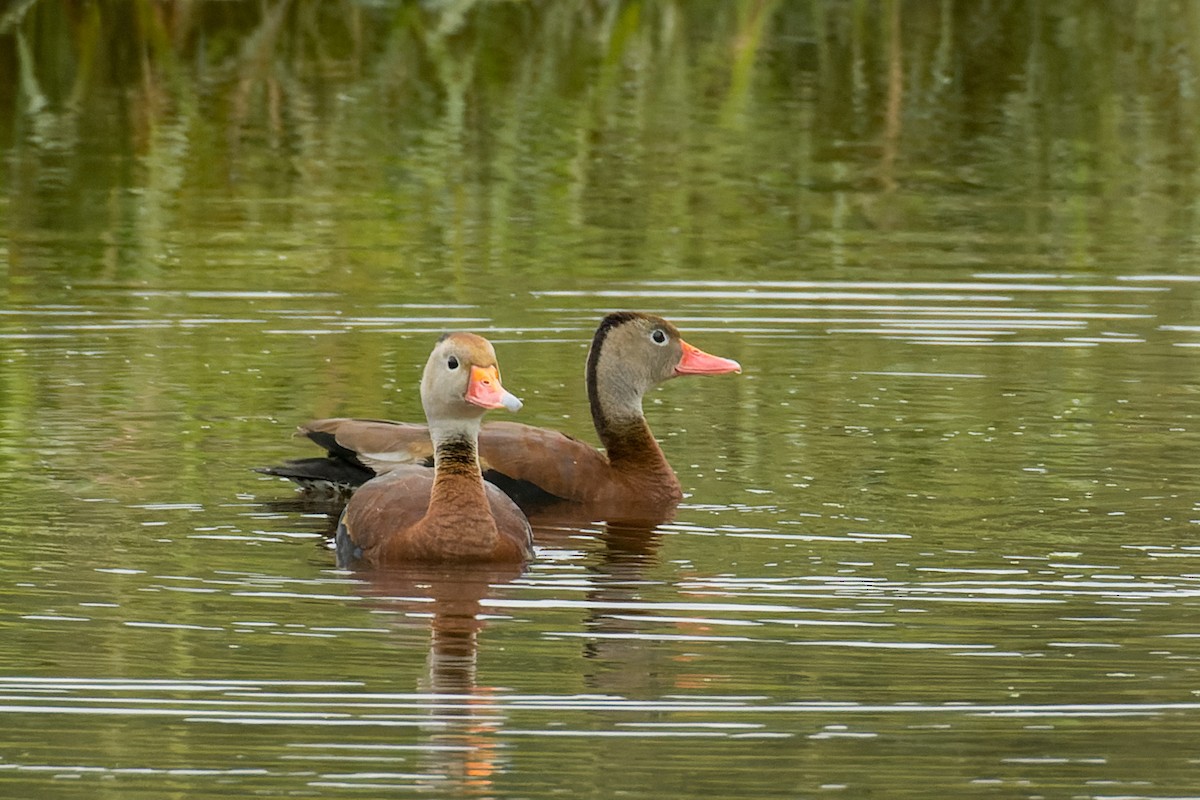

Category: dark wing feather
[294, 419, 611, 508]
[302, 418, 437, 473]
[255, 457, 373, 492]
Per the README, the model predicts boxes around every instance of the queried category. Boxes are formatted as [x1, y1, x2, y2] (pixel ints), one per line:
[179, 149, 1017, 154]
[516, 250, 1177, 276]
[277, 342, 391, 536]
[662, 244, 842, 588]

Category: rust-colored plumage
[334, 333, 532, 567]
[266, 313, 741, 526]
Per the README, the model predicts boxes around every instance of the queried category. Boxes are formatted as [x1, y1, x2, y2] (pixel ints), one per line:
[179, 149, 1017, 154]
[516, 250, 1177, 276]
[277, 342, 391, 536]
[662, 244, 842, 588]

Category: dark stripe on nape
[586, 312, 641, 438]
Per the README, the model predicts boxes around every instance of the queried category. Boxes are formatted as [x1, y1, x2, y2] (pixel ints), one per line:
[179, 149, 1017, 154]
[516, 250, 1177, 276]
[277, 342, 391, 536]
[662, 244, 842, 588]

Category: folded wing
[296, 418, 612, 512]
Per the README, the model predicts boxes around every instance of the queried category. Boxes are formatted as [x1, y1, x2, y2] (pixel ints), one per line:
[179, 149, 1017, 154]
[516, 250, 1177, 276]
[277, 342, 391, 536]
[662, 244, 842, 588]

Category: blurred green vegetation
[3, 0, 1200, 293]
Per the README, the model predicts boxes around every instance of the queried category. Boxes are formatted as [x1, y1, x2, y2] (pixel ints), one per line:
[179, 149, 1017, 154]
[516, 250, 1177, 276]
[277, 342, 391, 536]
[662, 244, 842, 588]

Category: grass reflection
[5, 1, 1200, 276]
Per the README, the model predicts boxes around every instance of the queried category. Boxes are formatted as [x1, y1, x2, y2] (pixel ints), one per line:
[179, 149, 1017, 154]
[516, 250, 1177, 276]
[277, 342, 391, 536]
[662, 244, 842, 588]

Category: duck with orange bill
[334, 332, 532, 567]
[263, 312, 742, 526]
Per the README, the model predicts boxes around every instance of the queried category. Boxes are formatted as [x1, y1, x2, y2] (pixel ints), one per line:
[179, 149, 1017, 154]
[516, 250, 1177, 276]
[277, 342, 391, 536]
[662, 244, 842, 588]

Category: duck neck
[428, 420, 494, 527]
[587, 341, 671, 475]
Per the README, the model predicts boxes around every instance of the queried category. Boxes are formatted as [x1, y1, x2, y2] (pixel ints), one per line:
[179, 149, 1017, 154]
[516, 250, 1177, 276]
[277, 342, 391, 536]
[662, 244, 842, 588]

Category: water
[3, 2, 1200, 798]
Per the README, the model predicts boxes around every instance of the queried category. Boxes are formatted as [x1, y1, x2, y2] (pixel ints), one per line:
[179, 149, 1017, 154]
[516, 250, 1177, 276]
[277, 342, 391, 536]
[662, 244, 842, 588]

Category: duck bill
[674, 340, 742, 376]
[466, 365, 523, 411]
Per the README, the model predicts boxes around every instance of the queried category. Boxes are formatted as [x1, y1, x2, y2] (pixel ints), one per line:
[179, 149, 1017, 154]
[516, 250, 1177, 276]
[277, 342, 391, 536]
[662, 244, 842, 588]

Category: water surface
[2, 2, 1200, 798]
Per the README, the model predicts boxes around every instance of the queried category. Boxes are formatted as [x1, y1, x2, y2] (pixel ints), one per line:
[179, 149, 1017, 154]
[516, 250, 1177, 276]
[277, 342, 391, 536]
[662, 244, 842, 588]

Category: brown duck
[334, 332, 532, 567]
[264, 312, 741, 525]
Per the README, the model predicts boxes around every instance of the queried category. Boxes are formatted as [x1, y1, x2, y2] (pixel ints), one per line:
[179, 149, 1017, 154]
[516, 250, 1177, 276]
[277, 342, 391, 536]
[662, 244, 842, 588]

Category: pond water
[3, 2, 1200, 798]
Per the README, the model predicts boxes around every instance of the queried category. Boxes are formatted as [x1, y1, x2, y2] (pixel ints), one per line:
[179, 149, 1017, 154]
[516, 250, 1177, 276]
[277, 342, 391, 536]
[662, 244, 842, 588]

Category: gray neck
[588, 346, 650, 447]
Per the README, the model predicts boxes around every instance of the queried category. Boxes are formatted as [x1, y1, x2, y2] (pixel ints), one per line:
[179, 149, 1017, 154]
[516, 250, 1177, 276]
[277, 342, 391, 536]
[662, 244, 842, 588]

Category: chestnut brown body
[267, 313, 740, 526]
[333, 334, 532, 567]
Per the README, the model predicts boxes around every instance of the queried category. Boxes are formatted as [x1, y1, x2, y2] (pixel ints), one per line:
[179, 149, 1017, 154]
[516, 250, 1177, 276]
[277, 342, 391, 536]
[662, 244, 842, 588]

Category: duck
[333, 332, 533, 567]
[262, 312, 741, 525]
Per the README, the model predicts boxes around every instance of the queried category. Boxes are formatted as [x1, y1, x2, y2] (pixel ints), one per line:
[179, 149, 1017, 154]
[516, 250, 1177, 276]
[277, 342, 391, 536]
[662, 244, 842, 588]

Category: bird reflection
[577, 522, 733, 696]
[258, 492, 680, 774]
[349, 563, 523, 795]
[253, 495, 346, 535]
[539, 521, 672, 695]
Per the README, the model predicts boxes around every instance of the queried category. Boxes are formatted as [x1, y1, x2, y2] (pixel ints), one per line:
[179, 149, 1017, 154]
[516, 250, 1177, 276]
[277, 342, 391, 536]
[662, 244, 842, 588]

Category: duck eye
[651, 329, 667, 345]
[447, 356, 459, 370]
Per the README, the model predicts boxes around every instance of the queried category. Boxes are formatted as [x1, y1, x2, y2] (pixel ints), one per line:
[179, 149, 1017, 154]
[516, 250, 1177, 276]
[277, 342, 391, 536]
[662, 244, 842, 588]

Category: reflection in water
[579, 523, 664, 694]
[523, 521, 684, 697]
[349, 564, 524, 795]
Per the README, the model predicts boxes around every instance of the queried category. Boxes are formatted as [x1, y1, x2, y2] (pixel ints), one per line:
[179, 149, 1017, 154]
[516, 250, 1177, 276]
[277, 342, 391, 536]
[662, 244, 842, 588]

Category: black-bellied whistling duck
[263, 312, 741, 525]
[333, 332, 533, 567]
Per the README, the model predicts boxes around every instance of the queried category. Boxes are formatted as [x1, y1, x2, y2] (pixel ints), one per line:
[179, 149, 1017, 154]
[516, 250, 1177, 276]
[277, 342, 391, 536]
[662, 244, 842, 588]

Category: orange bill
[674, 340, 742, 376]
[465, 364, 523, 411]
